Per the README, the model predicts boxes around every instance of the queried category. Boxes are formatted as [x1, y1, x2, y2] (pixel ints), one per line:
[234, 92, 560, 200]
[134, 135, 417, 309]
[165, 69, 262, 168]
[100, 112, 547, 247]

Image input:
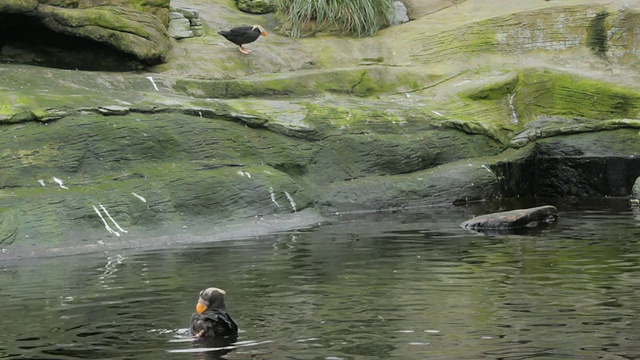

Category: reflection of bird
[218, 25, 267, 54]
[189, 287, 238, 339]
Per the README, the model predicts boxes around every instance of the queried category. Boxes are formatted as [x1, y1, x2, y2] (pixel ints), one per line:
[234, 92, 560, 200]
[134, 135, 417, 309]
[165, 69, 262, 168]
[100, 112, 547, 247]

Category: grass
[274, 0, 395, 37]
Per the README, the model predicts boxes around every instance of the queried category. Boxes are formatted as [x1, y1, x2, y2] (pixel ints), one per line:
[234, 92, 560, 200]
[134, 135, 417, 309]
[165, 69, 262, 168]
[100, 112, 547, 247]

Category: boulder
[461, 205, 558, 231]
[388, 1, 410, 25]
[168, 16, 194, 39]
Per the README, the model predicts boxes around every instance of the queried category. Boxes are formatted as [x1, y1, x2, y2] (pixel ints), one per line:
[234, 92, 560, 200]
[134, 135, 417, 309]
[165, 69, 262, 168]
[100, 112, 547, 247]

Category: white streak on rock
[269, 187, 280, 208]
[132, 192, 147, 203]
[285, 191, 297, 212]
[38, 179, 45, 186]
[53, 176, 68, 189]
[146, 76, 159, 91]
[100, 204, 128, 234]
[509, 92, 518, 124]
[93, 205, 119, 237]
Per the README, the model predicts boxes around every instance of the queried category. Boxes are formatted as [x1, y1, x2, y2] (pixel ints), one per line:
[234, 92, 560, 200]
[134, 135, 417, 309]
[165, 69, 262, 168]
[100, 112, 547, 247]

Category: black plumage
[218, 25, 267, 54]
[189, 287, 238, 339]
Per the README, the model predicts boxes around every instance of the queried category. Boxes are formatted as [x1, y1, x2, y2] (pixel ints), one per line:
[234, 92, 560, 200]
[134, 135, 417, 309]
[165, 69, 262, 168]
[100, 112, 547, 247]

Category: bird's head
[195, 287, 227, 314]
[252, 25, 267, 37]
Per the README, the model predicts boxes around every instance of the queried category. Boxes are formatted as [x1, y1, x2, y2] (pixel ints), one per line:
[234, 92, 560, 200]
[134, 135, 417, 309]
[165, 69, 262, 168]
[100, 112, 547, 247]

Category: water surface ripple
[1, 202, 639, 359]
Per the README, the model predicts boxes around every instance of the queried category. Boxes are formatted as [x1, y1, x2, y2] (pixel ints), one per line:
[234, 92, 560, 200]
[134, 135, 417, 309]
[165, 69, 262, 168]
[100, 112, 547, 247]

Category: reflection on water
[1, 200, 640, 359]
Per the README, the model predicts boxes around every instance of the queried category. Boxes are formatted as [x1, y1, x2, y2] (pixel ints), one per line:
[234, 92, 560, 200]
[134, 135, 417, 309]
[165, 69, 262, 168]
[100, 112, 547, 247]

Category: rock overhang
[0, 0, 171, 69]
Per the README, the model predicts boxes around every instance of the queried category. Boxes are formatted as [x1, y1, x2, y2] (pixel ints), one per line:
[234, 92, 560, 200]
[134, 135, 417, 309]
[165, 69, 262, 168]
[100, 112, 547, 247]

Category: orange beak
[196, 302, 207, 314]
[261, 31, 268, 37]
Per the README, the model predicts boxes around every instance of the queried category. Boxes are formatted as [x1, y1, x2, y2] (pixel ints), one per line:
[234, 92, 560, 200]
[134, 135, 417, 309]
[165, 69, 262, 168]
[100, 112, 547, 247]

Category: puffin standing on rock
[189, 287, 238, 339]
[218, 25, 267, 54]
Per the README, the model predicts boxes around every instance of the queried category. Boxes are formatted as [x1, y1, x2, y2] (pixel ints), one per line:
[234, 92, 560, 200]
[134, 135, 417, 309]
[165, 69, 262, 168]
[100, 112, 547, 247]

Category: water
[2, 201, 640, 359]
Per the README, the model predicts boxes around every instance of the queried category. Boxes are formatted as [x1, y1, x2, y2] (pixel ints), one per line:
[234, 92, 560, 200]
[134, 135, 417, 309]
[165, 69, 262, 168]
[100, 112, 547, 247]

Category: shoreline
[0, 209, 326, 262]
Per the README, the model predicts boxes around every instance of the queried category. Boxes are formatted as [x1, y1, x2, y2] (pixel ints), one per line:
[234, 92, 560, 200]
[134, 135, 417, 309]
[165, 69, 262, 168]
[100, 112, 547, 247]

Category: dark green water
[2, 201, 640, 359]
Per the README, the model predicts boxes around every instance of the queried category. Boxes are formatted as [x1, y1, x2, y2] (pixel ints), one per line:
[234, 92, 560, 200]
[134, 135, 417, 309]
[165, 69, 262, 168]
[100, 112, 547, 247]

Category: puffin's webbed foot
[238, 46, 252, 54]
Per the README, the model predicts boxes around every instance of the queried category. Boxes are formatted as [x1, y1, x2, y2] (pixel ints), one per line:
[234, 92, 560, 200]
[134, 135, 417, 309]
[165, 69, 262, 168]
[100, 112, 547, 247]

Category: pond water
[2, 200, 640, 359]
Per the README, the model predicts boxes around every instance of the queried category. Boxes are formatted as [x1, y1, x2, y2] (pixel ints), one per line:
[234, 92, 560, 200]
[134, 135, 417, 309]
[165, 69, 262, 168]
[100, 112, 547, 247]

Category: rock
[632, 177, 640, 199]
[169, 8, 204, 38]
[191, 26, 205, 37]
[0, 110, 36, 124]
[461, 205, 558, 231]
[3, 0, 640, 252]
[98, 105, 130, 116]
[0, 208, 19, 247]
[32, 4, 171, 65]
[495, 131, 640, 198]
[168, 18, 194, 39]
[170, 11, 186, 20]
[0, 0, 37, 13]
[388, 1, 410, 25]
[0, 1, 171, 66]
[236, 0, 272, 14]
[175, 7, 199, 19]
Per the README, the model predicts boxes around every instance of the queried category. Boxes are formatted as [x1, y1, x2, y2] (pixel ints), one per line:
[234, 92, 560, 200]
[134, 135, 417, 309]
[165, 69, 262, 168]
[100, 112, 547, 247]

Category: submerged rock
[461, 205, 558, 231]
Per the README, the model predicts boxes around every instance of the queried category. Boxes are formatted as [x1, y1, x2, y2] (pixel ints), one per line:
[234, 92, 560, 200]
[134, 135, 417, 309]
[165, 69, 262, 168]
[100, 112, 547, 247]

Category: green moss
[174, 66, 442, 99]
[514, 69, 640, 121]
[462, 73, 519, 101]
[587, 11, 609, 57]
[53, 6, 152, 36]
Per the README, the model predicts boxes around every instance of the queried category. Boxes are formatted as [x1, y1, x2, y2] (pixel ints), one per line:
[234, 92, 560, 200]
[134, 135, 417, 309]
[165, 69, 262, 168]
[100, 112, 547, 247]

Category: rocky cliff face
[1, 0, 640, 257]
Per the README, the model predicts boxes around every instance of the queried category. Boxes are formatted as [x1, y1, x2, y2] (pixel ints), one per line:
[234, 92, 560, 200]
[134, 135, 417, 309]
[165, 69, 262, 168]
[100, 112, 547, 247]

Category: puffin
[189, 287, 239, 339]
[218, 25, 267, 54]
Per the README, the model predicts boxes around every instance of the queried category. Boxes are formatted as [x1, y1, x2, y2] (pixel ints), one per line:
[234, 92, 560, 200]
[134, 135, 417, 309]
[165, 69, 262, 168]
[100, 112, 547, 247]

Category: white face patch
[197, 297, 209, 307]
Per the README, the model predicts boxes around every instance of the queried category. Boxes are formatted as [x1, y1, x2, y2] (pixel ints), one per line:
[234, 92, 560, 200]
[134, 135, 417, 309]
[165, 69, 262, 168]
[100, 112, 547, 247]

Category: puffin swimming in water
[189, 287, 238, 339]
[218, 25, 267, 54]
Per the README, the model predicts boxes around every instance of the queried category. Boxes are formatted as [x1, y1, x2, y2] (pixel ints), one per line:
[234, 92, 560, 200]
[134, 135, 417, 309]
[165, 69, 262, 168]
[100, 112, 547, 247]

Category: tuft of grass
[274, 0, 395, 37]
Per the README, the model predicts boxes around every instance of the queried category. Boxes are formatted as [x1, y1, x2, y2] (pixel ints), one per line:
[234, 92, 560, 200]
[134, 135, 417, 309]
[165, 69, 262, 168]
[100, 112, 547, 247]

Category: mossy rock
[0, 0, 37, 12]
[0, 208, 19, 247]
[513, 69, 640, 121]
[42, 5, 171, 64]
[236, 0, 272, 14]
[174, 66, 444, 98]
